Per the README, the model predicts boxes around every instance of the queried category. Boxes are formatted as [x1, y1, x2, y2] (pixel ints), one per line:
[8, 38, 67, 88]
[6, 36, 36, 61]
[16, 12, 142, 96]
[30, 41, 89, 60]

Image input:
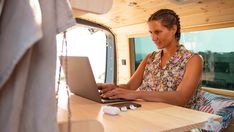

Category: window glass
[56, 26, 106, 83]
[181, 27, 234, 91]
[133, 27, 234, 91]
[134, 36, 157, 69]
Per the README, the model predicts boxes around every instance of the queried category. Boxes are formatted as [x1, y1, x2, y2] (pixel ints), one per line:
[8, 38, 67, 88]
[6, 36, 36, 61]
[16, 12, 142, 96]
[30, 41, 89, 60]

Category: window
[56, 18, 116, 83]
[131, 27, 234, 91]
[131, 36, 157, 71]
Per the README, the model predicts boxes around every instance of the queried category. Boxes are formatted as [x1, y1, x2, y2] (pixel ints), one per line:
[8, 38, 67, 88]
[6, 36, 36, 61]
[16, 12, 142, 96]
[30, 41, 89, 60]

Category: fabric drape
[0, 0, 75, 132]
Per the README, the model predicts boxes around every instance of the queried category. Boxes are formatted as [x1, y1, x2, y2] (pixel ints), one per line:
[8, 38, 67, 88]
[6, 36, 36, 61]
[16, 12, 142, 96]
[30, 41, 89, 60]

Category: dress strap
[150, 51, 158, 60]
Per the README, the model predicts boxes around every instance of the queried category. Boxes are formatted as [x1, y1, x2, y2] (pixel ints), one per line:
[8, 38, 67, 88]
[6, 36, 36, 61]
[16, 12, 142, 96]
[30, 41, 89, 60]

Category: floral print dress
[137, 45, 200, 108]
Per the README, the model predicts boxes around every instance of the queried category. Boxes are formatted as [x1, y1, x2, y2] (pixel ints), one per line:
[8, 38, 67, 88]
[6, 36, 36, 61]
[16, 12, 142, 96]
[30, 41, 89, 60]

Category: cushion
[196, 91, 234, 129]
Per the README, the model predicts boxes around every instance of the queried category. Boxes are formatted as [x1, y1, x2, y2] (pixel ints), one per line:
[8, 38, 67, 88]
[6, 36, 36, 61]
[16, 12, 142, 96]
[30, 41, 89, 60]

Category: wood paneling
[202, 87, 234, 97]
[73, 0, 234, 29]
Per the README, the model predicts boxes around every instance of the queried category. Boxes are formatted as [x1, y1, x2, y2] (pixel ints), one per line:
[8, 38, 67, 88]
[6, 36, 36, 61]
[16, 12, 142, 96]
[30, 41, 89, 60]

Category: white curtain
[0, 0, 75, 132]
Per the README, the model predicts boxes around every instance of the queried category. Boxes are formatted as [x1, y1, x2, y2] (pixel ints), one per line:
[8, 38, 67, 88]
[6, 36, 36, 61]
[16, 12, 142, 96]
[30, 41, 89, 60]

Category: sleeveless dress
[137, 45, 200, 108]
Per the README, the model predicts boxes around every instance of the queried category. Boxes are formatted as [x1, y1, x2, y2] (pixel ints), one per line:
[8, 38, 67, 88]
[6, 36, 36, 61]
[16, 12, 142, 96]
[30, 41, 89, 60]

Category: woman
[98, 9, 203, 108]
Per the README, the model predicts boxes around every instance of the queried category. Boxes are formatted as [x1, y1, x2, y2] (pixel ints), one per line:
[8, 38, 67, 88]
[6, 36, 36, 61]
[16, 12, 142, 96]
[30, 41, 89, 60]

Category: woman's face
[147, 20, 176, 49]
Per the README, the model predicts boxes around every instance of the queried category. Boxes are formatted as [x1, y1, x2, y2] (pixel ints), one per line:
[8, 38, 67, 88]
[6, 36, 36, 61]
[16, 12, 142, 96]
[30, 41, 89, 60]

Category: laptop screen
[59, 56, 103, 103]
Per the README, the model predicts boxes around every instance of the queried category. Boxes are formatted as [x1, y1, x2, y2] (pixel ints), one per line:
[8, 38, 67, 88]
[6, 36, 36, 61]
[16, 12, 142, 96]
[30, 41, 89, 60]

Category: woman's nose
[151, 34, 158, 41]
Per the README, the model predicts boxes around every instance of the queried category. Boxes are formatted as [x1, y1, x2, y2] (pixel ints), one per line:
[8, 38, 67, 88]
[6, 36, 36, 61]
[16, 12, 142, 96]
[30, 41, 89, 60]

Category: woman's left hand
[101, 87, 137, 100]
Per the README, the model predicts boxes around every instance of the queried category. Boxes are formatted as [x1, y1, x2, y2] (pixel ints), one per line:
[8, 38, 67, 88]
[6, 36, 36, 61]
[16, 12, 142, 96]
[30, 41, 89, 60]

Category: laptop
[59, 56, 128, 103]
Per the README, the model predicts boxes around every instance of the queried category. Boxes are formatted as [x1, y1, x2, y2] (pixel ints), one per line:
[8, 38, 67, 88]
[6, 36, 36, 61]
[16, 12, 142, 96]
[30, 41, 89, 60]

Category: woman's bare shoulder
[186, 54, 203, 69]
[190, 54, 203, 63]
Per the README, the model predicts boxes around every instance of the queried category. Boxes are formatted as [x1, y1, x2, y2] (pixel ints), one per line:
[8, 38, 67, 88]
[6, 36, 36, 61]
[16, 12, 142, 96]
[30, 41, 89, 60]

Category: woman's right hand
[97, 83, 117, 94]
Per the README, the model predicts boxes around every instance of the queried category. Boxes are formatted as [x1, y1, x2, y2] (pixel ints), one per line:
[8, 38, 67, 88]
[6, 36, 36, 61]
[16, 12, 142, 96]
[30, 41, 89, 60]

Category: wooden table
[57, 90, 222, 132]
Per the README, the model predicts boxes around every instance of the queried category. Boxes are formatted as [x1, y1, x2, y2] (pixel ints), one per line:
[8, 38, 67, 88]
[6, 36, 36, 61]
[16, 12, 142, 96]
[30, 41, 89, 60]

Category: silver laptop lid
[59, 56, 103, 103]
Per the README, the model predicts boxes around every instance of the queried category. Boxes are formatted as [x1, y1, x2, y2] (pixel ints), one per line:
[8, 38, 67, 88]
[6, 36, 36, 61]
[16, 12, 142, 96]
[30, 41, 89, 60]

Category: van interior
[1, 0, 234, 132]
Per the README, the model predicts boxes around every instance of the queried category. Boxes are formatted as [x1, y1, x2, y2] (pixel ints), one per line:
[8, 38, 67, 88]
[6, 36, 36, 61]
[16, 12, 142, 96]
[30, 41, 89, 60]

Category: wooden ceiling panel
[72, 0, 234, 29]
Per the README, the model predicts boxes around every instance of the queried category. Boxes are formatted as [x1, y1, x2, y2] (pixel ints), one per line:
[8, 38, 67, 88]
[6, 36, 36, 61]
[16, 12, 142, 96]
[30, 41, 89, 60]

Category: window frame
[75, 18, 117, 83]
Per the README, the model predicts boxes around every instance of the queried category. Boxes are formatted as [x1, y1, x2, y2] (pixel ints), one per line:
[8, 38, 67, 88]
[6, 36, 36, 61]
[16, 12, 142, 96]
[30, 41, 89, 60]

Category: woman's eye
[154, 31, 160, 34]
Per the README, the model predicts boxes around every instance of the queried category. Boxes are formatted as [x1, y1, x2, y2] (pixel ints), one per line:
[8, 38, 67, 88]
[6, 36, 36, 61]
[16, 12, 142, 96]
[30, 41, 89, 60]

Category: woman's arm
[100, 53, 151, 95]
[118, 53, 151, 90]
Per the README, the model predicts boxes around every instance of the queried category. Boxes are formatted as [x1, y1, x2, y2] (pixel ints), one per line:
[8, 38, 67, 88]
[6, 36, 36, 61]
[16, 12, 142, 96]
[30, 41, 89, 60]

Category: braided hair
[148, 9, 181, 42]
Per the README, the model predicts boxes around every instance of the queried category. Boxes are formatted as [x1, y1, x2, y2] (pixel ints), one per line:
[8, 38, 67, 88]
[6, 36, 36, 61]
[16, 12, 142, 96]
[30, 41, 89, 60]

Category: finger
[109, 95, 119, 99]
[108, 90, 118, 98]
[102, 90, 117, 98]
[101, 87, 113, 93]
